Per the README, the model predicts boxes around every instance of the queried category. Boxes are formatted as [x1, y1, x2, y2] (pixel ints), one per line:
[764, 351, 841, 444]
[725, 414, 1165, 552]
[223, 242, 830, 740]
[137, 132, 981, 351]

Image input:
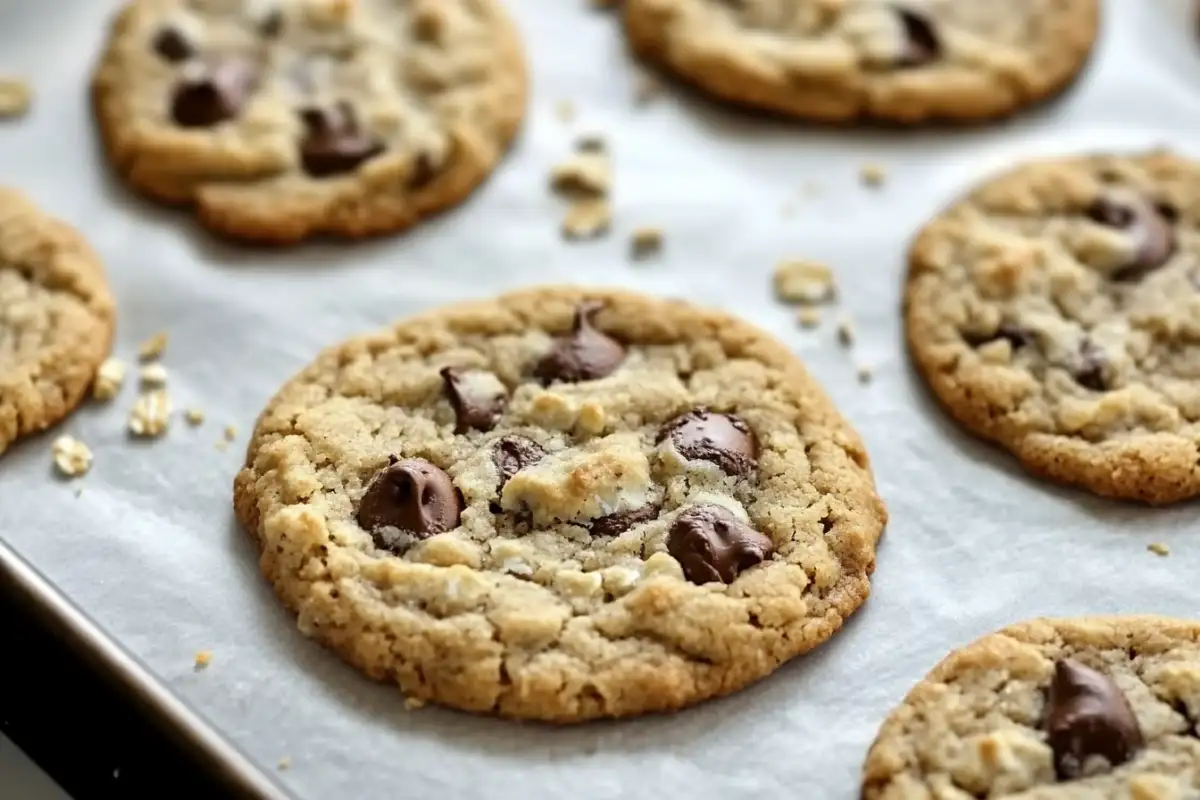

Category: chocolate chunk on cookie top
[622, 0, 1099, 124]
[92, 0, 527, 243]
[0, 189, 116, 456]
[906, 152, 1200, 504]
[862, 617, 1200, 798]
[234, 288, 886, 722]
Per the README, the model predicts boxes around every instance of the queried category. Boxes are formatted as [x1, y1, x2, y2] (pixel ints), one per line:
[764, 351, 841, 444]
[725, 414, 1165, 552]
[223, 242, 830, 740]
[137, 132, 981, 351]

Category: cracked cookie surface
[233, 286, 887, 722]
[92, 0, 526, 244]
[906, 151, 1200, 504]
[622, 0, 1098, 123]
[862, 616, 1200, 799]
[0, 189, 115, 456]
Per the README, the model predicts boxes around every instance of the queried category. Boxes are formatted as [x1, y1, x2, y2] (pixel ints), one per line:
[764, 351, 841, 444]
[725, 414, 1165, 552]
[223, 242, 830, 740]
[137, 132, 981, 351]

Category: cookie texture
[862, 616, 1200, 799]
[234, 287, 887, 722]
[0, 189, 116, 455]
[92, 0, 526, 244]
[623, 0, 1099, 124]
[906, 151, 1200, 504]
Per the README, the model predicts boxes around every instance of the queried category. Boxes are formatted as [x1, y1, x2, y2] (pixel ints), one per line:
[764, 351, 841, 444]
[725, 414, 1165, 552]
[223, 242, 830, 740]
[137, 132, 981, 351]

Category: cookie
[92, 0, 527, 244]
[862, 616, 1200, 799]
[234, 287, 887, 722]
[906, 151, 1200, 505]
[622, 0, 1099, 124]
[0, 189, 116, 455]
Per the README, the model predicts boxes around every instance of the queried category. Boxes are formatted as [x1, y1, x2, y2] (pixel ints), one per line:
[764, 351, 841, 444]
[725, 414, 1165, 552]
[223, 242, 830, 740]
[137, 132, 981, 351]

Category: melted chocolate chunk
[533, 301, 626, 385]
[1044, 659, 1144, 780]
[658, 409, 757, 478]
[153, 27, 194, 63]
[440, 367, 507, 434]
[171, 58, 260, 128]
[492, 436, 546, 492]
[1074, 340, 1111, 392]
[667, 505, 775, 585]
[356, 457, 462, 551]
[590, 505, 660, 538]
[1086, 193, 1176, 281]
[894, 7, 940, 68]
[299, 103, 385, 178]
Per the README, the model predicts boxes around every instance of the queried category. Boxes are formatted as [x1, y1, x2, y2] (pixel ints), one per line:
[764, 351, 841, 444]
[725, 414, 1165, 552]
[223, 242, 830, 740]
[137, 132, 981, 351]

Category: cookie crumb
[139, 363, 168, 388]
[563, 197, 611, 240]
[634, 72, 661, 105]
[797, 307, 822, 329]
[185, 408, 205, 426]
[554, 99, 575, 123]
[0, 77, 32, 119]
[1148, 542, 1170, 557]
[93, 357, 127, 401]
[774, 260, 835, 305]
[575, 133, 606, 153]
[52, 436, 93, 478]
[74, 487, 83, 498]
[194, 650, 212, 670]
[215, 440, 229, 452]
[859, 163, 887, 188]
[129, 390, 172, 437]
[224, 424, 238, 442]
[857, 364, 874, 384]
[550, 151, 610, 196]
[138, 332, 169, 361]
[837, 317, 855, 348]
[404, 696, 427, 710]
[277, 757, 292, 771]
[630, 227, 663, 260]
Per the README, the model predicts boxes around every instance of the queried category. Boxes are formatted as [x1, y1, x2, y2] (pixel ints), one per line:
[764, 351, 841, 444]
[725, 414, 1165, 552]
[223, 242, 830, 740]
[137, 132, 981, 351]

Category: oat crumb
[837, 317, 855, 348]
[194, 650, 213, 669]
[563, 197, 612, 240]
[860, 163, 887, 188]
[138, 332, 169, 361]
[575, 133, 606, 153]
[774, 260, 835, 305]
[797, 307, 822, 329]
[277, 757, 292, 771]
[0, 77, 32, 119]
[630, 227, 663, 260]
[550, 151, 610, 196]
[53, 436, 93, 478]
[129, 390, 172, 437]
[405, 696, 427, 710]
[139, 363, 168, 387]
[93, 357, 127, 401]
[185, 408, 206, 426]
[1148, 542, 1170, 557]
[215, 440, 229, 452]
[554, 99, 575, 124]
[223, 424, 238, 442]
[857, 364, 874, 384]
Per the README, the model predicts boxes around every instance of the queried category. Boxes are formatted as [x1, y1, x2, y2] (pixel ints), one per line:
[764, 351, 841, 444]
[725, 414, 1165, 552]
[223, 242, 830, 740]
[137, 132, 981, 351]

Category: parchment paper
[3, 1, 1200, 797]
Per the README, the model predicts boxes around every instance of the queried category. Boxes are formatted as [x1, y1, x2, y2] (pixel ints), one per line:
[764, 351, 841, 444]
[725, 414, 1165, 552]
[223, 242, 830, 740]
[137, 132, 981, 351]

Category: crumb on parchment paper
[1148, 543, 1170, 557]
[0, 77, 32, 119]
[837, 316, 855, 348]
[52, 436, 93, 478]
[224, 424, 238, 442]
[859, 163, 887, 188]
[857, 364, 873, 384]
[797, 307, 822, 329]
[138, 332, 169, 361]
[563, 197, 611, 240]
[139, 363, 168, 388]
[630, 227, 662, 260]
[550, 151, 610, 196]
[194, 650, 212, 669]
[277, 757, 292, 771]
[185, 408, 205, 426]
[774, 260, 835, 305]
[554, 99, 575, 123]
[129, 390, 172, 438]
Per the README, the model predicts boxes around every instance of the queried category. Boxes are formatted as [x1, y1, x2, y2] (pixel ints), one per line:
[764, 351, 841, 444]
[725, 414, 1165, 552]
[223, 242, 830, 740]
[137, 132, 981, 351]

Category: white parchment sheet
[3, 1, 1200, 797]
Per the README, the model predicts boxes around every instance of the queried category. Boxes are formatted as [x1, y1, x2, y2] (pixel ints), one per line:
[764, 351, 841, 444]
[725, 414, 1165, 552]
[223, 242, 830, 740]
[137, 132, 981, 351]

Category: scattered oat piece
[630, 227, 663, 260]
[797, 307, 822, 329]
[52, 436, 93, 478]
[277, 757, 292, 772]
[215, 440, 229, 452]
[857, 364, 874, 384]
[550, 151, 611, 196]
[774, 260, 835, 305]
[405, 696, 427, 710]
[1148, 542, 1170, 557]
[185, 408, 206, 426]
[224, 424, 238, 442]
[575, 133, 606, 153]
[837, 316, 855, 348]
[634, 72, 662, 105]
[859, 163, 887, 188]
[139, 363, 168, 388]
[0, 77, 32, 119]
[129, 390, 172, 437]
[194, 650, 213, 670]
[554, 99, 575, 123]
[138, 332, 169, 361]
[93, 357, 127, 401]
[563, 197, 612, 240]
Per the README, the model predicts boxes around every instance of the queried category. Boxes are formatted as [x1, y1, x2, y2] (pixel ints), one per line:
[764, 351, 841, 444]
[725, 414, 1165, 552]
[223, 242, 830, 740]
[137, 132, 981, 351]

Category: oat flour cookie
[622, 0, 1099, 124]
[0, 189, 116, 455]
[905, 151, 1200, 504]
[234, 287, 887, 721]
[92, 0, 526, 244]
[862, 616, 1200, 799]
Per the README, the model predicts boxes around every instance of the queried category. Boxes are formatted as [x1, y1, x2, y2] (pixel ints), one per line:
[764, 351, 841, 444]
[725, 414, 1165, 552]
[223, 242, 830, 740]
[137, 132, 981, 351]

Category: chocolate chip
[1074, 340, 1111, 392]
[666, 505, 775, 585]
[894, 7, 940, 67]
[440, 367, 507, 434]
[492, 436, 546, 491]
[533, 301, 625, 385]
[1044, 659, 1144, 780]
[658, 409, 757, 478]
[590, 505, 660, 538]
[153, 27, 193, 63]
[171, 58, 260, 128]
[299, 103, 385, 178]
[356, 457, 462, 550]
[1086, 194, 1176, 281]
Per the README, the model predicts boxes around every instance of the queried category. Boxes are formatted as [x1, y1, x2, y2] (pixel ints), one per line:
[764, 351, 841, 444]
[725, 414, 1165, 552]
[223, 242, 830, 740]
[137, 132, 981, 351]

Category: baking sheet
[3, 0, 1200, 797]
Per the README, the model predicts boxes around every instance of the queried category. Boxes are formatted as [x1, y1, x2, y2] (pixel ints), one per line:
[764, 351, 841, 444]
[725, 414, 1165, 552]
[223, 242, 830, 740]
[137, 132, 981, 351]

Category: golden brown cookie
[623, 0, 1099, 124]
[234, 286, 887, 722]
[863, 616, 1200, 799]
[92, 0, 527, 244]
[0, 189, 116, 456]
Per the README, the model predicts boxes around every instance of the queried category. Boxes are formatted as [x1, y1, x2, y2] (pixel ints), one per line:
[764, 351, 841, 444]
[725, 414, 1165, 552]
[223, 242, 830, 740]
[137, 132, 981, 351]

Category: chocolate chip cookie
[92, 0, 526, 244]
[862, 616, 1200, 799]
[905, 151, 1200, 504]
[233, 287, 887, 722]
[622, 0, 1099, 123]
[0, 189, 116, 455]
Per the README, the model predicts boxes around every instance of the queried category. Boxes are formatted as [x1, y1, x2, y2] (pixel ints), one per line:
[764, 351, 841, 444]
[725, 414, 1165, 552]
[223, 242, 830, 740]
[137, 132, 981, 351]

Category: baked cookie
[907, 151, 1200, 504]
[622, 0, 1099, 124]
[92, 0, 526, 244]
[0, 189, 116, 455]
[234, 287, 887, 722]
[862, 616, 1200, 799]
